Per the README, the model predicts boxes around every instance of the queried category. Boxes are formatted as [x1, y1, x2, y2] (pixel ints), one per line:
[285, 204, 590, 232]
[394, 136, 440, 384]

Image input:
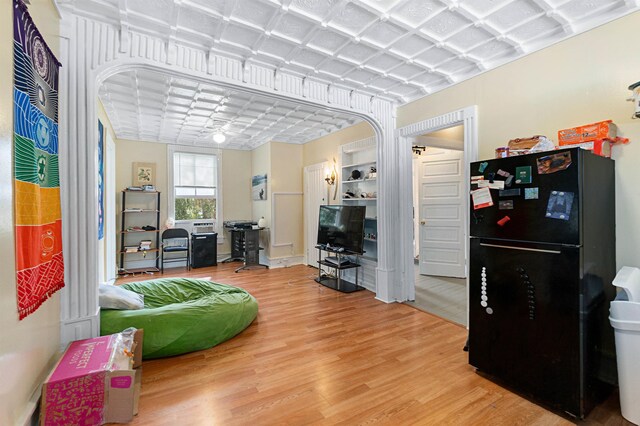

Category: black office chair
[161, 228, 190, 273]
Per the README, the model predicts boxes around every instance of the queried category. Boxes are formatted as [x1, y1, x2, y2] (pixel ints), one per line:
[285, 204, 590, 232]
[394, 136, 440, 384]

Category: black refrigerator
[468, 147, 616, 418]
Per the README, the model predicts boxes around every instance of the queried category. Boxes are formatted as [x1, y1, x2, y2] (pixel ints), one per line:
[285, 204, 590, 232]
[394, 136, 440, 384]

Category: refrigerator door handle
[480, 242, 562, 254]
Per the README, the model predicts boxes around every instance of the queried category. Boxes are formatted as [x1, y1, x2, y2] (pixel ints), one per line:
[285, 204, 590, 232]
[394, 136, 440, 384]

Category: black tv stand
[314, 245, 364, 293]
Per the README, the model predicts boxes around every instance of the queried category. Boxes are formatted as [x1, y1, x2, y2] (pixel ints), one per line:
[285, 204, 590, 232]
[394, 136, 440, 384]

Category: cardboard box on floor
[40, 329, 143, 426]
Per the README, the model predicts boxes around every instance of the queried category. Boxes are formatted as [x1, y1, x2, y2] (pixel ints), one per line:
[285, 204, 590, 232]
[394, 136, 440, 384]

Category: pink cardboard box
[40, 330, 143, 425]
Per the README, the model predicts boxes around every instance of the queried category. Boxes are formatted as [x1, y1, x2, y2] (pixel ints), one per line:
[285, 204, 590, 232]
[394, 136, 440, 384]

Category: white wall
[0, 1, 63, 424]
[398, 11, 640, 270]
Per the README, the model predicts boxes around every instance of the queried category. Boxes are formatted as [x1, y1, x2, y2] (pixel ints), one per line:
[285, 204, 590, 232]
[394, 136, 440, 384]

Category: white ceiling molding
[59, 0, 639, 104]
[57, 0, 639, 149]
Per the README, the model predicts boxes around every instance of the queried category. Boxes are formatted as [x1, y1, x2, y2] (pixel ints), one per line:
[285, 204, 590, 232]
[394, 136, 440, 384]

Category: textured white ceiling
[61, 0, 639, 148]
[99, 69, 361, 148]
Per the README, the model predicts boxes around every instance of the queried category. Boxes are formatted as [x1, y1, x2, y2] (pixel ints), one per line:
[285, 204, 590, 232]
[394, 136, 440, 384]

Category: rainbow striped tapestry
[13, 0, 64, 319]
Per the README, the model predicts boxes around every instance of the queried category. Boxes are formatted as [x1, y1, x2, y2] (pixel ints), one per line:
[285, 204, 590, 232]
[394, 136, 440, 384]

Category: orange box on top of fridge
[558, 120, 616, 145]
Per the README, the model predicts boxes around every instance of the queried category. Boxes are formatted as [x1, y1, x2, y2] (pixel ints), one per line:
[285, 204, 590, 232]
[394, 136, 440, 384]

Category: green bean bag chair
[100, 278, 258, 359]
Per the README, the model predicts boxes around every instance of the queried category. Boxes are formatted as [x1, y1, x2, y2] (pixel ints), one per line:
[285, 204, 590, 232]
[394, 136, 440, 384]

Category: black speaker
[191, 233, 217, 268]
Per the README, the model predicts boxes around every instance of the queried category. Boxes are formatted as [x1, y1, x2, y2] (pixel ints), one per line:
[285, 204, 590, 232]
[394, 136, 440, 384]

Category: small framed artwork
[133, 162, 156, 186]
[252, 174, 267, 200]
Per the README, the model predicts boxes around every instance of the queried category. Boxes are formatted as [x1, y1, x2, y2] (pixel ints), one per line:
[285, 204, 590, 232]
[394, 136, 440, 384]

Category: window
[168, 147, 222, 231]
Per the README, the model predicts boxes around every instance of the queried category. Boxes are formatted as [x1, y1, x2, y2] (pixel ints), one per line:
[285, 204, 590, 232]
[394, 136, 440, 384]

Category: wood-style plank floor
[115, 263, 630, 425]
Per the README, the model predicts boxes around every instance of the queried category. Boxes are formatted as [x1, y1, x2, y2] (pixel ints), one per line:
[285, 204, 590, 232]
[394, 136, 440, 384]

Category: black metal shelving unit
[118, 190, 161, 275]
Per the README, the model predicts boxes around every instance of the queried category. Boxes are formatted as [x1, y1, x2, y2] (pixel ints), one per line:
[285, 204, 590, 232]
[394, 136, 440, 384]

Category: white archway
[58, 15, 401, 343]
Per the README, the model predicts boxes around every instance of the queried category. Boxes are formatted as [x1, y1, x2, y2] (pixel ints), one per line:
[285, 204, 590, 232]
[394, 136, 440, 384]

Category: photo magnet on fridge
[545, 191, 574, 220]
[499, 200, 514, 210]
[515, 166, 532, 184]
[524, 187, 539, 200]
[536, 151, 572, 175]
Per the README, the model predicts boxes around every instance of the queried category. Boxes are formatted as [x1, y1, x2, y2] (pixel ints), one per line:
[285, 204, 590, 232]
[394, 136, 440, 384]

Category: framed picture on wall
[252, 174, 267, 200]
[132, 162, 156, 186]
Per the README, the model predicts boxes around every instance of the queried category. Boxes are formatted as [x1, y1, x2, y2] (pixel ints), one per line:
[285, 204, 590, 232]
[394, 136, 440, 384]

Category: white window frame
[167, 145, 223, 242]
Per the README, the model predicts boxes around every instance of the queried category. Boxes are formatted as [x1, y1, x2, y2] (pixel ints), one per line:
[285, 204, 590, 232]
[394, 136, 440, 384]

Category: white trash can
[610, 267, 640, 425]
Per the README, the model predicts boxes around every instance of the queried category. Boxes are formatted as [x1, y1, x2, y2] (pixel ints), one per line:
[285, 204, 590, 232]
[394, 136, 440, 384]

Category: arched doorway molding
[395, 106, 478, 312]
[58, 15, 400, 343]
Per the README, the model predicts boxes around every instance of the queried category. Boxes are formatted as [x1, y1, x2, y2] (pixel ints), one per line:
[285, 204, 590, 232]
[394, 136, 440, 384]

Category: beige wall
[397, 11, 640, 269]
[219, 148, 252, 255]
[269, 142, 304, 259]
[251, 143, 271, 256]
[0, 1, 62, 424]
[303, 121, 374, 168]
[418, 125, 464, 151]
[115, 140, 253, 257]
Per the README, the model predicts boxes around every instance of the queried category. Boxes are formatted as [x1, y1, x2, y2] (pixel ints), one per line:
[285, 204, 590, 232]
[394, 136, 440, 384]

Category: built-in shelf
[342, 178, 376, 184]
[122, 209, 159, 213]
[342, 160, 376, 169]
[339, 136, 377, 292]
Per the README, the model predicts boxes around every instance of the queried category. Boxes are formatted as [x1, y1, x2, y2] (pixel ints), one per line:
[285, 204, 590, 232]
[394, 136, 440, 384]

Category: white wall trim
[271, 192, 303, 248]
[58, 14, 398, 342]
[396, 106, 478, 307]
[263, 255, 305, 269]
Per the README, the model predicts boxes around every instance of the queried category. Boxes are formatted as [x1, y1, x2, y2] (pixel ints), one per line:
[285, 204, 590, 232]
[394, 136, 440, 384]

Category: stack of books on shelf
[124, 245, 138, 253]
[139, 240, 152, 251]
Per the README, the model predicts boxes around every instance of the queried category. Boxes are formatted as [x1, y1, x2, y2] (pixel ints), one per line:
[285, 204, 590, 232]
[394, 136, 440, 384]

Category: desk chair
[161, 228, 190, 273]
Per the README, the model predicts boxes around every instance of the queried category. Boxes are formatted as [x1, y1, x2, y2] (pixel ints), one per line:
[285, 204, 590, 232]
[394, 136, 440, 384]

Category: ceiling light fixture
[213, 132, 226, 144]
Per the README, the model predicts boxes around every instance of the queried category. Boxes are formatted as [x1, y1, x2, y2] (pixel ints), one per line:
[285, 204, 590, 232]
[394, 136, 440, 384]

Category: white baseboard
[262, 254, 305, 269]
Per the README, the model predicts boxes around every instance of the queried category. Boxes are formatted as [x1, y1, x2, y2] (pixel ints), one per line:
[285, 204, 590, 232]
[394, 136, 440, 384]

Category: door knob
[420, 220, 427, 225]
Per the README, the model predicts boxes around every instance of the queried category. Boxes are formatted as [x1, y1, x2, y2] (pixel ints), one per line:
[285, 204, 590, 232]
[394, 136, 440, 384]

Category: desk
[222, 227, 268, 272]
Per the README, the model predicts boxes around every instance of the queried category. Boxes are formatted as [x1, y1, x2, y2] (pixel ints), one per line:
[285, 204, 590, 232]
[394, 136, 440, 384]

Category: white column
[371, 100, 399, 302]
[59, 16, 100, 344]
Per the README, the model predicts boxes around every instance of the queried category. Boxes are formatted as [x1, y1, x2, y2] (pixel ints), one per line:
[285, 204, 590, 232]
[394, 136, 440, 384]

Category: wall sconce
[325, 158, 338, 200]
[325, 169, 336, 185]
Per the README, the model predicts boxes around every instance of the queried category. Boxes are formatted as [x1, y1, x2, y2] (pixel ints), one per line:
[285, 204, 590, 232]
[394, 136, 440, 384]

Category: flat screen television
[317, 205, 366, 254]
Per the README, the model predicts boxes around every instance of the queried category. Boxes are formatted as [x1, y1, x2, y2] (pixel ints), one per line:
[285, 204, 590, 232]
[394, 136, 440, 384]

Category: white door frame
[303, 162, 328, 266]
[397, 106, 478, 310]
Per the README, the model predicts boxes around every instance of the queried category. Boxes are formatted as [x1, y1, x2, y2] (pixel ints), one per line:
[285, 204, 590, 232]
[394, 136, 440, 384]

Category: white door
[418, 148, 466, 277]
[304, 162, 328, 266]
[105, 133, 116, 283]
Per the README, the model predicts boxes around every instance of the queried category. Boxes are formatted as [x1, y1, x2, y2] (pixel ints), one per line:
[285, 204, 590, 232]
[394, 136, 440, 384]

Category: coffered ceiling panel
[59, 0, 639, 148]
[99, 69, 361, 149]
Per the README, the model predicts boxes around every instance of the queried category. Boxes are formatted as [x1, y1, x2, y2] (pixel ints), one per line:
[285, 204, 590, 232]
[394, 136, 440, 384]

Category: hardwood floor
[407, 265, 467, 327]
[115, 263, 630, 425]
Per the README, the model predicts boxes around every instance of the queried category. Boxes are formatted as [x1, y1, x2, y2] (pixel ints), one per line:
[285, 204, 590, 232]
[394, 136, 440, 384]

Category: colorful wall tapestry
[13, 0, 64, 319]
